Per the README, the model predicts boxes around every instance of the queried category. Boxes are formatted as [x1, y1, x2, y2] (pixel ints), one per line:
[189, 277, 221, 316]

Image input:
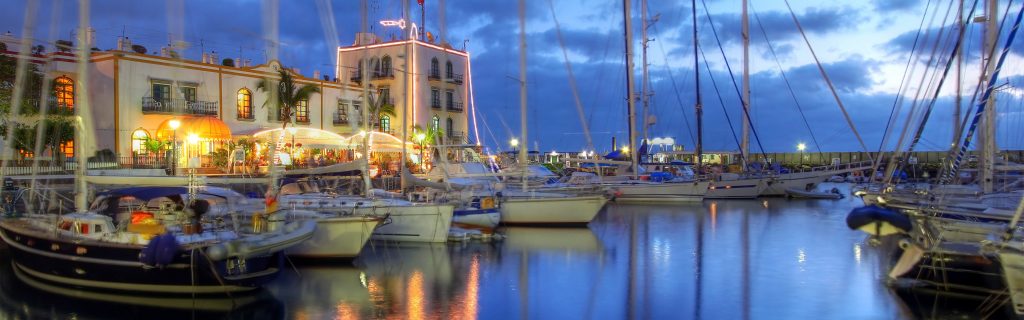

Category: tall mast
[980, 0, 997, 193]
[954, 0, 963, 147]
[360, 0, 372, 196]
[640, 0, 651, 146]
[623, 0, 639, 175]
[693, 0, 703, 172]
[518, 0, 528, 192]
[740, 0, 750, 169]
[400, 0, 410, 192]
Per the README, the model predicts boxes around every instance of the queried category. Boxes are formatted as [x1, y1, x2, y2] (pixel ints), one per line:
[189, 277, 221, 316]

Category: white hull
[607, 181, 709, 202]
[500, 196, 606, 225]
[452, 209, 501, 230]
[761, 172, 831, 196]
[287, 215, 381, 258]
[367, 204, 454, 243]
[706, 178, 765, 199]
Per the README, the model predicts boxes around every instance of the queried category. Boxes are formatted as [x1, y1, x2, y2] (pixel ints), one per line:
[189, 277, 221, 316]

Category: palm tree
[255, 68, 320, 195]
[256, 69, 321, 131]
[364, 90, 395, 132]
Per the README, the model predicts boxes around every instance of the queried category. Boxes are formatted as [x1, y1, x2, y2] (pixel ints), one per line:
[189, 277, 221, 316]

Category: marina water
[0, 183, 971, 319]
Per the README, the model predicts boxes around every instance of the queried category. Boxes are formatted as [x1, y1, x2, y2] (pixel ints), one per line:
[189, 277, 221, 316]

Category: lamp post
[288, 127, 297, 165]
[510, 138, 520, 159]
[797, 142, 806, 167]
[168, 119, 181, 175]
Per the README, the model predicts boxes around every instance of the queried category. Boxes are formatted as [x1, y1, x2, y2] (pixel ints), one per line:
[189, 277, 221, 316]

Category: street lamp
[797, 142, 806, 166]
[168, 119, 181, 174]
[288, 127, 298, 164]
[510, 138, 519, 152]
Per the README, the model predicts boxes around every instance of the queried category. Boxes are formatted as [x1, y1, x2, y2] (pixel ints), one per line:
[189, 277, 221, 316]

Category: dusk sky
[4, 0, 1023, 153]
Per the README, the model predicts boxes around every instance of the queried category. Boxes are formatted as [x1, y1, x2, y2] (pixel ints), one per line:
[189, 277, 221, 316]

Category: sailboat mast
[741, 0, 750, 169]
[693, 0, 703, 172]
[641, 0, 650, 146]
[954, 0, 963, 147]
[400, 0, 410, 192]
[980, 0, 997, 193]
[360, 0, 372, 196]
[518, 0, 528, 192]
[623, 0, 639, 175]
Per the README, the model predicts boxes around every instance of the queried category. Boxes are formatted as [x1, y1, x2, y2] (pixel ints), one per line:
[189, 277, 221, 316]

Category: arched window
[381, 56, 392, 77]
[431, 115, 440, 132]
[379, 115, 391, 133]
[236, 88, 253, 119]
[355, 59, 364, 80]
[54, 76, 74, 110]
[131, 129, 150, 155]
[430, 58, 439, 78]
[295, 99, 310, 123]
[445, 60, 453, 79]
[370, 57, 380, 76]
[446, 117, 453, 138]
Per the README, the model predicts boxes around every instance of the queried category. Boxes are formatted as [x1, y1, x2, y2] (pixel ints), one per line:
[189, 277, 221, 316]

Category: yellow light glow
[168, 119, 181, 130]
[287, 127, 298, 135]
[510, 138, 519, 147]
[187, 133, 200, 144]
[621, 146, 630, 153]
[415, 133, 426, 142]
[797, 143, 806, 152]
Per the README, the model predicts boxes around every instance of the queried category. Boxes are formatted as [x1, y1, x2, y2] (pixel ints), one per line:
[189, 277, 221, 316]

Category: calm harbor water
[0, 183, 986, 319]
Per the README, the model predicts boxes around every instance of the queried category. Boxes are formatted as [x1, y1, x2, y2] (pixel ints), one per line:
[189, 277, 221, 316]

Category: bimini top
[96, 186, 192, 201]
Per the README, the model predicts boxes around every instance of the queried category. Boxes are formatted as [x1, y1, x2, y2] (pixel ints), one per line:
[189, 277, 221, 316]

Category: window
[180, 86, 197, 102]
[430, 58, 439, 78]
[370, 57, 380, 76]
[54, 76, 74, 110]
[379, 87, 390, 105]
[446, 60, 454, 79]
[152, 83, 171, 103]
[431, 115, 440, 132]
[237, 88, 253, 119]
[131, 129, 150, 155]
[446, 117, 453, 138]
[431, 88, 440, 108]
[446, 90, 454, 109]
[60, 140, 74, 158]
[335, 100, 349, 124]
[356, 59, 364, 77]
[295, 99, 309, 123]
[381, 56, 392, 77]
[379, 115, 391, 133]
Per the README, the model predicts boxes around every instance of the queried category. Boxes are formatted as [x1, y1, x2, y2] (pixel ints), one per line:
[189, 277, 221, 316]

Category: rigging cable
[698, 44, 744, 155]
[546, 0, 596, 154]
[649, 20, 696, 148]
[749, 2, 821, 154]
[783, 0, 874, 163]
[699, 0, 769, 163]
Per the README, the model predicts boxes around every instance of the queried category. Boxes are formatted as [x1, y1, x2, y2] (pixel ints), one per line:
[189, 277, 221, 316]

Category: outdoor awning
[155, 117, 232, 141]
[246, 127, 353, 148]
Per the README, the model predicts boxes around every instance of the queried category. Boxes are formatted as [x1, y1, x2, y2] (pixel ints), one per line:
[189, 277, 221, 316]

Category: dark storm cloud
[872, 0, 922, 12]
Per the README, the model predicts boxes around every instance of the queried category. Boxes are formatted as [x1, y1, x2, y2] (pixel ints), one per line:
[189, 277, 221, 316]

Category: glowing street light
[797, 143, 806, 152]
[168, 119, 181, 130]
[168, 119, 182, 175]
[510, 138, 519, 148]
[621, 145, 630, 154]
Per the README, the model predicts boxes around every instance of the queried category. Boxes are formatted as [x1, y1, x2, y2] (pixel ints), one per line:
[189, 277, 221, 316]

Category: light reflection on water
[0, 184, 939, 319]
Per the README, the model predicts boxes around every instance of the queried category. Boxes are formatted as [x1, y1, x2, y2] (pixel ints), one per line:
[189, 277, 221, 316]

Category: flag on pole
[417, 0, 424, 5]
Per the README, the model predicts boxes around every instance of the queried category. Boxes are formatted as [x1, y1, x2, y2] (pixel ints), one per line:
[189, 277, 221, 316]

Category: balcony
[446, 73, 464, 85]
[142, 97, 217, 116]
[448, 131, 466, 144]
[350, 71, 363, 83]
[379, 96, 394, 106]
[332, 113, 349, 125]
[428, 72, 441, 81]
[431, 100, 442, 109]
[24, 97, 73, 115]
[447, 101, 464, 112]
[372, 70, 394, 80]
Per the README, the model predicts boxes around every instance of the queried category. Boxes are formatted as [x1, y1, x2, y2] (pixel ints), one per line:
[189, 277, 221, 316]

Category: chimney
[116, 36, 132, 51]
[245, 59, 252, 67]
[313, 70, 321, 80]
[160, 46, 170, 57]
[210, 51, 218, 64]
[201, 52, 209, 63]
[74, 27, 96, 48]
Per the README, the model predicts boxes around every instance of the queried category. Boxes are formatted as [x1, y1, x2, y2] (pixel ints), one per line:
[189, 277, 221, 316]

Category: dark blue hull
[0, 222, 283, 294]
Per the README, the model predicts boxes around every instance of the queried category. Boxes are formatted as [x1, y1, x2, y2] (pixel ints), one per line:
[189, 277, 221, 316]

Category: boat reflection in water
[0, 183, 970, 318]
[0, 246, 284, 320]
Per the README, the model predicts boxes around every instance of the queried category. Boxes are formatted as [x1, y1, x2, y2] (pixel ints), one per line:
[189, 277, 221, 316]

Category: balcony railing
[23, 97, 73, 115]
[142, 97, 218, 116]
[448, 131, 465, 144]
[446, 73, 464, 85]
[431, 100, 442, 109]
[379, 96, 394, 106]
[447, 101, 464, 112]
[333, 113, 349, 125]
[350, 71, 363, 83]
[372, 70, 394, 79]
[428, 72, 441, 81]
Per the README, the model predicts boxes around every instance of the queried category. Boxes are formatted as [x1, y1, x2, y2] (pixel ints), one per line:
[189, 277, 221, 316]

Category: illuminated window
[430, 58, 439, 78]
[131, 129, 150, 155]
[379, 115, 390, 133]
[60, 140, 74, 158]
[431, 115, 439, 132]
[295, 99, 309, 123]
[54, 76, 74, 110]
[237, 88, 253, 119]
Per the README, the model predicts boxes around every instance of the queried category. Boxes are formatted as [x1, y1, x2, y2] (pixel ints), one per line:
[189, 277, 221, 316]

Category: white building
[336, 32, 471, 145]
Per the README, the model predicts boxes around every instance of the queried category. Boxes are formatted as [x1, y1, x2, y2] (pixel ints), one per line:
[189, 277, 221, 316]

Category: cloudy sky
[4, 0, 1024, 153]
